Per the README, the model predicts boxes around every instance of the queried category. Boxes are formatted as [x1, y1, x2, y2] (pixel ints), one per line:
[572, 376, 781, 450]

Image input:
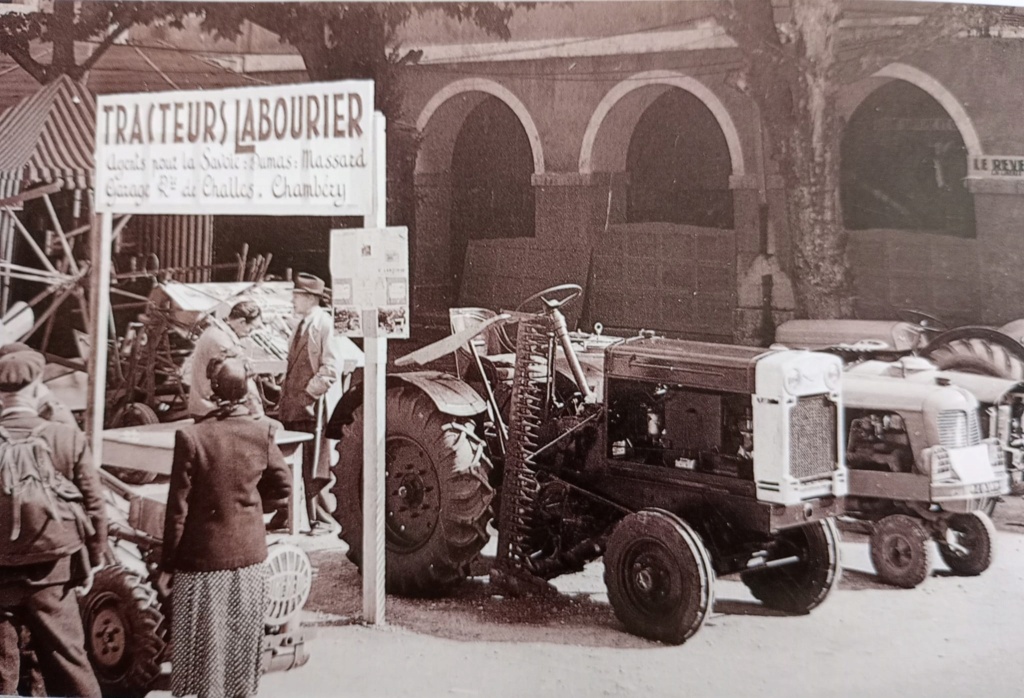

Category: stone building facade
[396, 2, 1024, 343]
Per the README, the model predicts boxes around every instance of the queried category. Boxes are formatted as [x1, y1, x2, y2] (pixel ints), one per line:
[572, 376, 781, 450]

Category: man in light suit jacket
[277, 273, 338, 533]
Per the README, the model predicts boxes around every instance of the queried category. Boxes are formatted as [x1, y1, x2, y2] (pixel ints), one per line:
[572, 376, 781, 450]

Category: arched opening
[625, 89, 734, 229]
[841, 80, 975, 237]
[448, 96, 536, 297]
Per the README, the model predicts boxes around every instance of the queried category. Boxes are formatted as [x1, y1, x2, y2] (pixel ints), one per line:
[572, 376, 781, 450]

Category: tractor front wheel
[937, 511, 996, 577]
[604, 509, 714, 645]
[870, 514, 932, 588]
[332, 386, 494, 597]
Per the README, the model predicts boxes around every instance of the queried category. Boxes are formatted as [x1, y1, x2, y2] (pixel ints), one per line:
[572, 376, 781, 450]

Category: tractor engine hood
[846, 359, 1024, 405]
[775, 319, 927, 352]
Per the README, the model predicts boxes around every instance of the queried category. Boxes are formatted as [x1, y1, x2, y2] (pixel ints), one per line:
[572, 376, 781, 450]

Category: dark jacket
[0, 409, 108, 587]
[161, 408, 291, 573]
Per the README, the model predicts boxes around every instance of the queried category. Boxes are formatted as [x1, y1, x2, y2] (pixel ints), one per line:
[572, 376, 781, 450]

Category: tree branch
[2, 40, 47, 83]
[77, 22, 130, 76]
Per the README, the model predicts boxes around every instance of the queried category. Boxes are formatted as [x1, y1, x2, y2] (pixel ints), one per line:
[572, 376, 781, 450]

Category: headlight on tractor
[784, 367, 802, 395]
[824, 362, 841, 390]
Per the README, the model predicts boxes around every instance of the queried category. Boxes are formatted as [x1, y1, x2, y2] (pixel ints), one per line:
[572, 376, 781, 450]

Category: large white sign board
[330, 227, 409, 339]
[94, 81, 374, 215]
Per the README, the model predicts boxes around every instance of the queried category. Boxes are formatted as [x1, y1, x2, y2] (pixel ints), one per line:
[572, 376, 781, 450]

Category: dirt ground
[182, 493, 1024, 698]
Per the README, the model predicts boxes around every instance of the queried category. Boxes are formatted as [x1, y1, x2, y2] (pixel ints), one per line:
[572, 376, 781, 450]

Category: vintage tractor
[328, 284, 848, 644]
[828, 352, 1009, 587]
[76, 471, 313, 698]
[776, 311, 1024, 380]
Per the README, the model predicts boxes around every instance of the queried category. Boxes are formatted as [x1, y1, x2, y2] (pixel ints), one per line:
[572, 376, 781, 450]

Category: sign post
[92, 80, 393, 623]
[330, 211, 409, 623]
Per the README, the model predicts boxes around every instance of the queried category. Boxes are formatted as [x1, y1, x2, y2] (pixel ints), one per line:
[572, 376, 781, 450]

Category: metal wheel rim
[880, 533, 916, 571]
[88, 597, 128, 671]
[618, 539, 682, 616]
[385, 435, 441, 552]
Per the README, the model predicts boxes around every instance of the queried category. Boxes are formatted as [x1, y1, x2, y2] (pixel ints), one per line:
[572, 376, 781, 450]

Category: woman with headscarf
[159, 356, 291, 698]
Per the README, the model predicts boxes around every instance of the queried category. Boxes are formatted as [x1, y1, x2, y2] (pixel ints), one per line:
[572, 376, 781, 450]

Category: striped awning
[0, 75, 95, 191]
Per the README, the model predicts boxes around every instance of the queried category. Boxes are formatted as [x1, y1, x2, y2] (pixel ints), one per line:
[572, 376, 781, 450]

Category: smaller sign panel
[330, 227, 409, 339]
[969, 155, 1024, 179]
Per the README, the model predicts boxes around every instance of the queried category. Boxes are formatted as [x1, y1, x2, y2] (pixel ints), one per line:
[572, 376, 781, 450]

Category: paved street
[152, 495, 1024, 698]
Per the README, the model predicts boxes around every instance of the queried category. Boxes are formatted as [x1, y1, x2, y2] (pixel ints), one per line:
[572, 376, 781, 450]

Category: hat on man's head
[0, 350, 45, 392]
[293, 273, 325, 297]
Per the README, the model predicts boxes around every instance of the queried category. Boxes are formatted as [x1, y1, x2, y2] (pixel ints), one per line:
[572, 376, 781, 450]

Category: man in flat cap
[187, 299, 265, 419]
[277, 273, 338, 533]
[0, 351, 107, 698]
[0, 342, 77, 428]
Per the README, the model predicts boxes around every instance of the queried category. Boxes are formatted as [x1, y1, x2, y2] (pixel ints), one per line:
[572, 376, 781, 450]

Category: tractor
[776, 310, 1024, 380]
[327, 284, 848, 644]
[76, 471, 313, 697]
[834, 351, 1008, 587]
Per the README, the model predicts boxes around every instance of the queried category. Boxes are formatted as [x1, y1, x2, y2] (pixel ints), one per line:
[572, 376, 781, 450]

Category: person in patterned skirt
[158, 357, 291, 698]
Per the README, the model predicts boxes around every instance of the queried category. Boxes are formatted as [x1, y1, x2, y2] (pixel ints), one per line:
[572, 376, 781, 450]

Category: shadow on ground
[305, 551, 829, 649]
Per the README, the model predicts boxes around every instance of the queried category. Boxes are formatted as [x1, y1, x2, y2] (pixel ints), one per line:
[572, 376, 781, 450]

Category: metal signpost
[330, 222, 409, 622]
[92, 80, 391, 623]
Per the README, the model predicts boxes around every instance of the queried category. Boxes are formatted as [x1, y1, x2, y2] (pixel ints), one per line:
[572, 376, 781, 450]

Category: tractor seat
[449, 307, 517, 375]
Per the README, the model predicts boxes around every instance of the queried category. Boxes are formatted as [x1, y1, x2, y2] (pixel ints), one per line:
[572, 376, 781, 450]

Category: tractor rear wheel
[741, 519, 841, 614]
[922, 327, 1024, 380]
[78, 566, 167, 698]
[604, 509, 714, 645]
[869, 514, 932, 588]
[937, 511, 996, 576]
[332, 386, 494, 597]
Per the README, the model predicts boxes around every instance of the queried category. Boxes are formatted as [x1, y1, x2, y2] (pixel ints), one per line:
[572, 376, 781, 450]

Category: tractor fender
[326, 370, 486, 439]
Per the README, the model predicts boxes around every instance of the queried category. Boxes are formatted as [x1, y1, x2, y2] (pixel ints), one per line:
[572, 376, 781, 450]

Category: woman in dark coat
[160, 357, 292, 698]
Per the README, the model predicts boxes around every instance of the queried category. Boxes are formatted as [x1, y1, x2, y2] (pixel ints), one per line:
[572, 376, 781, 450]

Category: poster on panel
[330, 227, 409, 339]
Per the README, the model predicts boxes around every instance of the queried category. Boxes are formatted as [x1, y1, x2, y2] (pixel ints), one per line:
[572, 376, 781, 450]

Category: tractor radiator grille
[789, 395, 837, 481]
[938, 410, 981, 448]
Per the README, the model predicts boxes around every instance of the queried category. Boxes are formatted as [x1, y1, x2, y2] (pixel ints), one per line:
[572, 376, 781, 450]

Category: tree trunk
[787, 174, 851, 318]
[784, 0, 852, 319]
[49, 0, 75, 82]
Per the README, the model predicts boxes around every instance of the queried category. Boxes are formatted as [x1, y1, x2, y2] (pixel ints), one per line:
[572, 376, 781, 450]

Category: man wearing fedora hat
[277, 273, 338, 533]
[0, 350, 107, 698]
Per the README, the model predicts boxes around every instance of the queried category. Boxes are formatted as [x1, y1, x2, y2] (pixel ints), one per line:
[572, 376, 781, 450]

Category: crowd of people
[0, 273, 336, 698]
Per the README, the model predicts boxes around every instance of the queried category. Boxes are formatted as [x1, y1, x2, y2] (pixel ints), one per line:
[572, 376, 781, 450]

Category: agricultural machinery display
[327, 284, 848, 644]
[78, 470, 313, 698]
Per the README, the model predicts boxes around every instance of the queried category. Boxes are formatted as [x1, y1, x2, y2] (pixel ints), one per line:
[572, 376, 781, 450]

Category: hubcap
[623, 544, 677, 613]
[883, 535, 914, 569]
[385, 436, 441, 552]
[90, 604, 126, 669]
[635, 567, 655, 592]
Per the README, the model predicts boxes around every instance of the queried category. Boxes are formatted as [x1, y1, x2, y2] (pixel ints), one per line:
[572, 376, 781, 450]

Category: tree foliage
[0, 1, 196, 83]
[718, 0, 997, 318]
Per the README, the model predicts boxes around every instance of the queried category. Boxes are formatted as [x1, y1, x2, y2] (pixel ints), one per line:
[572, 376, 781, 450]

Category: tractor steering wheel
[515, 283, 584, 314]
[896, 308, 949, 332]
[497, 284, 584, 353]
